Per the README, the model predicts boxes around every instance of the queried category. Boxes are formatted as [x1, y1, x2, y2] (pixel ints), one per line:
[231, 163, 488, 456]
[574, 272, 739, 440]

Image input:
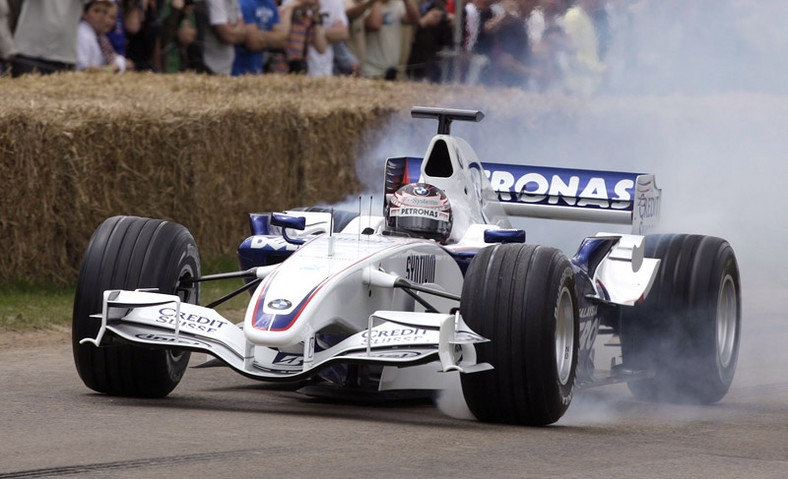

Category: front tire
[460, 244, 579, 426]
[620, 234, 741, 404]
[72, 216, 201, 398]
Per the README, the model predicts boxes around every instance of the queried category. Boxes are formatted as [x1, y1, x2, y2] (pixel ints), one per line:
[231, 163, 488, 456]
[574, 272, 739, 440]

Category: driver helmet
[386, 183, 452, 243]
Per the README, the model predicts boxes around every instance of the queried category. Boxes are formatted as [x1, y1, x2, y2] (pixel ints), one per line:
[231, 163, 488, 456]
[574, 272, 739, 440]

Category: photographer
[270, 0, 328, 74]
[406, 0, 453, 81]
[280, 0, 347, 76]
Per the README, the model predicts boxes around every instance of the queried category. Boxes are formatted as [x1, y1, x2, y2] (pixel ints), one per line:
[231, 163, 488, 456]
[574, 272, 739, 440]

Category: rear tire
[72, 216, 201, 398]
[460, 244, 579, 426]
[620, 234, 740, 404]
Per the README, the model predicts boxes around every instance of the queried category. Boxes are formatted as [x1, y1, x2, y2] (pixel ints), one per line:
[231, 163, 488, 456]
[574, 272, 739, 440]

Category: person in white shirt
[362, 0, 419, 79]
[11, 0, 83, 76]
[196, 0, 247, 75]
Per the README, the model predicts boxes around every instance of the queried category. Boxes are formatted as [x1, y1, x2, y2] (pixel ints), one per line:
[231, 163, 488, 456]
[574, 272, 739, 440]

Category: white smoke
[333, 0, 788, 423]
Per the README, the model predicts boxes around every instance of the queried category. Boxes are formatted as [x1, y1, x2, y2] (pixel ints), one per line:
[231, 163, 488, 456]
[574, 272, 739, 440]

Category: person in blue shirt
[232, 0, 288, 75]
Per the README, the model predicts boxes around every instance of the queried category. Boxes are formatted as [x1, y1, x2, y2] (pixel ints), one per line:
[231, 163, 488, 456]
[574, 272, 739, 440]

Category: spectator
[362, 0, 419, 79]
[332, 40, 360, 75]
[101, 1, 135, 68]
[195, 0, 247, 75]
[0, 0, 16, 74]
[270, 0, 328, 74]
[123, 0, 161, 70]
[528, 0, 569, 91]
[463, 0, 495, 84]
[406, 0, 453, 82]
[105, 0, 127, 55]
[76, 0, 129, 72]
[563, 0, 607, 95]
[488, 0, 538, 87]
[159, 0, 199, 72]
[10, 0, 83, 76]
[232, 0, 287, 75]
[282, 0, 348, 77]
[343, 0, 377, 73]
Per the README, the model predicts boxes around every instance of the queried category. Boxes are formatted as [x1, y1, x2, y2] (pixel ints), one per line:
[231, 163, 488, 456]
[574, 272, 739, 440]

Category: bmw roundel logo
[414, 186, 429, 196]
[267, 299, 292, 310]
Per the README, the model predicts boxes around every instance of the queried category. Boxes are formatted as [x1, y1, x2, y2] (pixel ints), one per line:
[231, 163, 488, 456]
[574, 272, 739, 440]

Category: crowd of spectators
[0, 0, 634, 94]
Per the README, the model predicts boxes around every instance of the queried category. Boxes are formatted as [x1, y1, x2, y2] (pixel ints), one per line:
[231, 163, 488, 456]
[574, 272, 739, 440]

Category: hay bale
[0, 72, 571, 284]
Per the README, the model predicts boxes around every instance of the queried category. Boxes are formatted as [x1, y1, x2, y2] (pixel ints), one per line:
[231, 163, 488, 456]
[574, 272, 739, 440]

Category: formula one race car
[73, 107, 741, 426]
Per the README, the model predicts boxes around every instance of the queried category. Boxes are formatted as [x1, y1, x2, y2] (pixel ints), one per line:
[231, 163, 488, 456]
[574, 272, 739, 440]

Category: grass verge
[0, 255, 249, 333]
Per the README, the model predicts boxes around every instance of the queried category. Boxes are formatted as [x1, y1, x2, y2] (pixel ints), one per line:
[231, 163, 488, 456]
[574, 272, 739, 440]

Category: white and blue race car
[73, 107, 740, 426]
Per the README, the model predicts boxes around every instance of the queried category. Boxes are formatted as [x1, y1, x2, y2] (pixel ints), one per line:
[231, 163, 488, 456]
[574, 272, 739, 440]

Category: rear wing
[385, 157, 660, 234]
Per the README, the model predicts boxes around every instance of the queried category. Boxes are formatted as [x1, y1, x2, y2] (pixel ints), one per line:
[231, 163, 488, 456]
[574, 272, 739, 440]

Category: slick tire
[460, 244, 579, 426]
[620, 234, 740, 404]
[72, 216, 201, 398]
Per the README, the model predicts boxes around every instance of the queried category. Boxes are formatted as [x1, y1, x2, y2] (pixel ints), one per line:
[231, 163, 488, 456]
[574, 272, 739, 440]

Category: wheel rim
[717, 274, 738, 368]
[555, 286, 575, 385]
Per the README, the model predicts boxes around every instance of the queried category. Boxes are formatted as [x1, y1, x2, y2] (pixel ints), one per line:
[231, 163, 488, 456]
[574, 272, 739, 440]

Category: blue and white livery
[73, 107, 741, 426]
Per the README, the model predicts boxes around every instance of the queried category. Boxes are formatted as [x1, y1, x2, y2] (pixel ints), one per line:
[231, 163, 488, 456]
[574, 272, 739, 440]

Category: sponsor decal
[414, 185, 429, 195]
[248, 236, 299, 251]
[579, 317, 599, 352]
[134, 333, 210, 348]
[273, 352, 303, 365]
[362, 327, 430, 346]
[368, 351, 423, 359]
[394, 196, 445, 207]
[388, 207, 450, 221]
[578, 305, 598, 319]
[156, 307, 227, 334]
[267, 299, 292, 310]
[637, 193, 659, 219]
[406, 255, 436, 284]
[486, 169, 635, 210]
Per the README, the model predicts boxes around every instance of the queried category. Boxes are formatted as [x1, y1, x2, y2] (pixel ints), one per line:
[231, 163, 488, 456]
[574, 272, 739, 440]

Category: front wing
[80, 290, 492, 382]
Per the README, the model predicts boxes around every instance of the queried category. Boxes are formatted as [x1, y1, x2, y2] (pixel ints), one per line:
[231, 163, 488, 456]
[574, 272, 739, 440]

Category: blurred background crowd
[0, 0, 783, 96]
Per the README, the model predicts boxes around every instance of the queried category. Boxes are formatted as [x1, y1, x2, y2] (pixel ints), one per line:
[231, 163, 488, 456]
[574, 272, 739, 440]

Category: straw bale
[0, 72, 574, 284]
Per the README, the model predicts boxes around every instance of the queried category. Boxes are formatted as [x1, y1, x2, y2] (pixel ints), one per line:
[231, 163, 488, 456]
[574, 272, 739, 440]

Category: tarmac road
[1, 290, 787, 479]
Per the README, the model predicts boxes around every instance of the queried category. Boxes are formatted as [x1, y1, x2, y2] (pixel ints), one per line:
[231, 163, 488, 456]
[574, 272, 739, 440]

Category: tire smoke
[334, 0, 787, 422]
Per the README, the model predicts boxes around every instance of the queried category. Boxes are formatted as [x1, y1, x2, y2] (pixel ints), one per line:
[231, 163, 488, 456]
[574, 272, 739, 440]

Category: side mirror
[271, 213, 306, 231]
[271, 213, 306, 245]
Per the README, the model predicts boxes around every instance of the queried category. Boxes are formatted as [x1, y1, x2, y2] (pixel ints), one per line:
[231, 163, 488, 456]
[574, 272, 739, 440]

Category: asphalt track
[1, 289, 787, 479]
